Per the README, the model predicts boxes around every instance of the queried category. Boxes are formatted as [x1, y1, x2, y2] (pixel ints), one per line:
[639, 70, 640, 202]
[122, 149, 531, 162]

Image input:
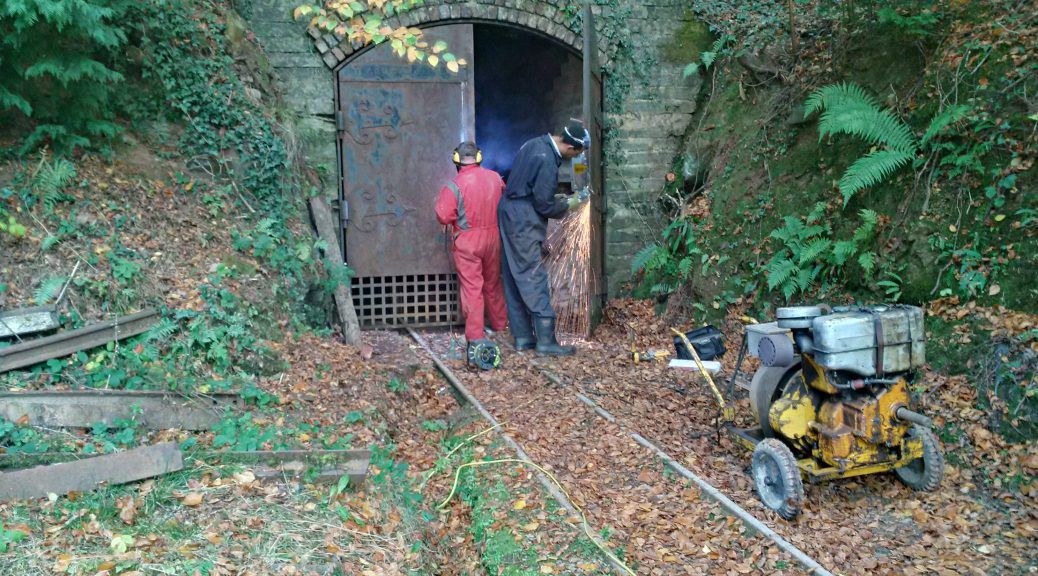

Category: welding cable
[418, 423, 502, 494]
[436, 456, 637, 576]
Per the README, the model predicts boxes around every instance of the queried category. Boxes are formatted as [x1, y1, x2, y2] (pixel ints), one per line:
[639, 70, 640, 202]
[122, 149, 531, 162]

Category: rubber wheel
[894, 425, 944, 491]
[751, 438, 804, 520]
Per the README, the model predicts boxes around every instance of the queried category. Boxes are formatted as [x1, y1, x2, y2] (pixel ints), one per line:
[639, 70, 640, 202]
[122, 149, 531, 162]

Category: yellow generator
[729, 305, 944, 519]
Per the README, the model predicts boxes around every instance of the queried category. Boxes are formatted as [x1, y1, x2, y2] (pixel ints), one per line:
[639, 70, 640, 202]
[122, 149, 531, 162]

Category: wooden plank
[0, 443, 183, 501]
[0, 306, 60, 339]
[215, 449, 371, 486]
[309, 197, 361, 345]
[0, 390, 242, 430]
[0, 309, 159, 373]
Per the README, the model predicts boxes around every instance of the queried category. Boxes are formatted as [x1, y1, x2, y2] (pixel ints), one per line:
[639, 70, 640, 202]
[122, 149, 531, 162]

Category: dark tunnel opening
[472, 25, 582, 181]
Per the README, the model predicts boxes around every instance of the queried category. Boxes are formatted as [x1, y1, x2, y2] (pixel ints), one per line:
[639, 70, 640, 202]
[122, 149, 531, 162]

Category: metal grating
[351, 274, 460, 329]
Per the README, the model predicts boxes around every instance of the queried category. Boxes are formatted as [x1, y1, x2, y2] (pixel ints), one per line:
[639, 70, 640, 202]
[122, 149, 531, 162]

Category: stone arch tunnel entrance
[335, 20, 604, 331]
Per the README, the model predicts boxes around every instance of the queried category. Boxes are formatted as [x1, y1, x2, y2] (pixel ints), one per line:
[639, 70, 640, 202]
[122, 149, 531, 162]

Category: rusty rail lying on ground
[0, 309, 159, 373]
[0, 442, 184, 501]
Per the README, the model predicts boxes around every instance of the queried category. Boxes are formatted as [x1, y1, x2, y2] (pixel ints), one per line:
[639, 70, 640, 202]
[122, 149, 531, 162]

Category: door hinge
[335, 110, 346, 131]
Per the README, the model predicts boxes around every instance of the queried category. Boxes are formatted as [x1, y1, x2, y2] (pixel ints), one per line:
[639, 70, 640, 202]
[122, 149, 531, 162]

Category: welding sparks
[546, 200, 595, 338]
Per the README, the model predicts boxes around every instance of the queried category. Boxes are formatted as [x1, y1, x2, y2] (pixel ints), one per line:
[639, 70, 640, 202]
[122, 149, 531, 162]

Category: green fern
[143, 318, 178, 342]
[631, 244, 659, 274]
[0, 85, 32, 115]
[33, 156, 77, 211]
[765, 257, 796, 290]
[34, 276, 66, 305]
[806, 202, 828, 224]
[858, 252, 877, 277]
[852, 209, 879, 243]
[838, 149, 915, 205]
[763, 207, 881, 300]
[831, 240, 857, 266]
[683, 34, 732, 78]
[805, 82, 919, 205]
[0, 0, 132, 152]
[804, 82, 880, 118]
[798, 238, 833, 266]
[920, 104, 971, 147]
[817, 101, 917, 154]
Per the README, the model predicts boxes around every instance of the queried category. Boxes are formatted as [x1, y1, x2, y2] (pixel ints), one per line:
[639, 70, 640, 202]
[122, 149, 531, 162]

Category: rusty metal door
[584, 5, 607, 329]
[337, 25, 475, 329]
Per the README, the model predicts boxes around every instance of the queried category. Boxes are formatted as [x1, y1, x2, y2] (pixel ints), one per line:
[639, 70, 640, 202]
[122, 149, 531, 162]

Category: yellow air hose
[428, 423, 636, 575]
[436, 455, 637, 576]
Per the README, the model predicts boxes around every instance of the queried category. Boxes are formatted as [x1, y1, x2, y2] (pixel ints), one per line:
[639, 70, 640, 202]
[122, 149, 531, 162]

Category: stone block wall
[247, 0, 702, 294]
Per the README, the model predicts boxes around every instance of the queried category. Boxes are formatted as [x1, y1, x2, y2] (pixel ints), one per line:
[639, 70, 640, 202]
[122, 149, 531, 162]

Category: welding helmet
[452, 141, 483, 167]
[561, 119, 591, 151]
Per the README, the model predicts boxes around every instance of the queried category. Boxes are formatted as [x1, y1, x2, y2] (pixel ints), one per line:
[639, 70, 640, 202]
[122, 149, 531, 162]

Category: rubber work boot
[534, 317, 575, 357]
[513, 336, 536, 351]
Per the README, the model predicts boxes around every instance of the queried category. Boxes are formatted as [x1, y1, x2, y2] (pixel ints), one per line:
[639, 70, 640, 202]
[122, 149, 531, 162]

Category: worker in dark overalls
[499, 120, 590, 356]
[435, 141, 508, 363]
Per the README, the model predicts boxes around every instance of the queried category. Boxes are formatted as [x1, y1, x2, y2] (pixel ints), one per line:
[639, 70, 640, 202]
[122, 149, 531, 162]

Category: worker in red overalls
[435, 141, 508, 365]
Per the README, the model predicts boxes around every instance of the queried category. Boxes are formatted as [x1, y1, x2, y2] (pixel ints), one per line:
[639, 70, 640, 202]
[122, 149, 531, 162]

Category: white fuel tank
[811, 305, 925, 377]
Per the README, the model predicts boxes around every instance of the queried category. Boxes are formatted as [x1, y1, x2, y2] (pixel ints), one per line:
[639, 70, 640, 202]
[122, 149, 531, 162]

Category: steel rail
[0, 309, 159, 373]
[533, 365, 835, 576]
[410, 328, 833, 575]
[405, 328, 629, 576]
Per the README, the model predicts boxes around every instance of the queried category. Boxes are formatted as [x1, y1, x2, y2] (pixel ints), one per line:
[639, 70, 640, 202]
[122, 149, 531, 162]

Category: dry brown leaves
[928, 296, 1038, 341]
[412, 296, 1038, 575]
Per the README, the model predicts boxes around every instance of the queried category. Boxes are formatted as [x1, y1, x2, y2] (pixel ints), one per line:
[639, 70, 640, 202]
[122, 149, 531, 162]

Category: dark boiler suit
[497, 135, 570, 341]
[435, 164, 508, 342]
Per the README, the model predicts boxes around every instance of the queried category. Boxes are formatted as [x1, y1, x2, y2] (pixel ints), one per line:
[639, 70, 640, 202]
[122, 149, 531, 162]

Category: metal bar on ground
[535, 366, 835, 576]
[210, 449, 371, 486]
[0, 442, 183, 501]
[0, 390, 241, 430]
[406, 329, 629, 576]
[0, 306, 60, 339]
[309, 197, 361, 345]
[0, 309, 159, 373]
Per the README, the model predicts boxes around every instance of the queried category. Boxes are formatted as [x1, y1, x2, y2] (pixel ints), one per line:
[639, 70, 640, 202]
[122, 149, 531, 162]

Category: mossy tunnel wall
[247, 0, 702, 297]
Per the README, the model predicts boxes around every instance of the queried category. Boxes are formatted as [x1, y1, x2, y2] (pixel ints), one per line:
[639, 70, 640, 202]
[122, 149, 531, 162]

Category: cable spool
[468, 340, 501, 370]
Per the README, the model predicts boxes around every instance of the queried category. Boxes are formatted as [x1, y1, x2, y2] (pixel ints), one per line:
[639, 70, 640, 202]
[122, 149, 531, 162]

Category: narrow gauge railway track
[408, 328, 833, 576]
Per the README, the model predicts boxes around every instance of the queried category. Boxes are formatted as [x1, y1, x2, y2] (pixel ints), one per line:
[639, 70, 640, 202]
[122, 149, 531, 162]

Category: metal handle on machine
[671, 327, 734, 423]
[895, 406, 932, 428]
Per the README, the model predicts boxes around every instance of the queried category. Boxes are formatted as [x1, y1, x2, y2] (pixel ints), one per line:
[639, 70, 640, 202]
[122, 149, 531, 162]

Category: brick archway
[306, 1, 599, 70]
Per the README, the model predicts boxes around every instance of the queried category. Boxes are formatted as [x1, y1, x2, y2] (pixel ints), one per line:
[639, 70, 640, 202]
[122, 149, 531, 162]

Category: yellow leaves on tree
[292, 1, 468, 73]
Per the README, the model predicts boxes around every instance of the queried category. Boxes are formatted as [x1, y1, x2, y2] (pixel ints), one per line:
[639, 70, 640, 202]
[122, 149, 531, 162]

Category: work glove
[566, 187, 591, 211]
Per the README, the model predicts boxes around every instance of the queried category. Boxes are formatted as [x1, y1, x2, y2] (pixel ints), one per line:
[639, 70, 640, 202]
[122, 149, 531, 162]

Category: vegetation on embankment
[631, 1, 1037, 441]
[637, 1, 1035, 313]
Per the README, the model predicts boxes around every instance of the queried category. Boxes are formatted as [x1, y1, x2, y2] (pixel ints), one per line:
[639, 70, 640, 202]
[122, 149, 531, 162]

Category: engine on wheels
[735, 304, 944, 519]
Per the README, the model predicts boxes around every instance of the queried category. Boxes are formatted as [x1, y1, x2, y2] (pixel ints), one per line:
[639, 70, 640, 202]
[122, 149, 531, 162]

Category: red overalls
[435, 164, 508, 342]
